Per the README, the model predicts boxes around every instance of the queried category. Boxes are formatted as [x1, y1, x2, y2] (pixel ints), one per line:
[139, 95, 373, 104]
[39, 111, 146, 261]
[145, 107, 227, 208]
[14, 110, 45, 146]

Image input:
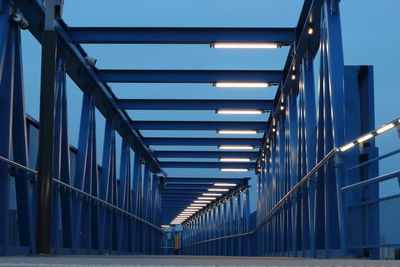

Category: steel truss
[0, 0, 385, 259]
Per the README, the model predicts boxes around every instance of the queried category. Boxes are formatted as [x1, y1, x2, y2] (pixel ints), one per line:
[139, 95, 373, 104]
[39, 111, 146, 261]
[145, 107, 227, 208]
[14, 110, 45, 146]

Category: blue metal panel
[144, 137, 262, 146]
[132, 121, 267, 131]
[100, 70, 282, 84]
[118, 99, 274, 111]
[69, 27, 296, 44]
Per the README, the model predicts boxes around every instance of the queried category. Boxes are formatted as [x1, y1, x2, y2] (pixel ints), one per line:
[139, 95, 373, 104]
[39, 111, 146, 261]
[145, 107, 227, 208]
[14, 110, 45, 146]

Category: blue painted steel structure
[0, 0, 397, 260]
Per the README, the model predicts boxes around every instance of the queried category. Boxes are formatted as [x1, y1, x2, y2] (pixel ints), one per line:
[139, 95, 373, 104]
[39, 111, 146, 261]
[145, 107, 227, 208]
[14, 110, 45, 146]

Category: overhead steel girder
[155, 151, 258, 159]
[118, 99, 274, 111]
[144, 137, 262, 146]
[99, 70, 283, 83]
[132, 121, 267, 131]
[159, 162, 255, 169]
[162, 184, 238, 190]
[12, 0, 165, 175]
[68, 27, 296, 44]
[164, 177, 249, 184]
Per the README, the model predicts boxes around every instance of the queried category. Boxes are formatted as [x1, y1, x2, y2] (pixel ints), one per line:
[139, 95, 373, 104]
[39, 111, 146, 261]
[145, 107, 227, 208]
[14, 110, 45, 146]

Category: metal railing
[182, 117, 400, 249]
[0, 155, 162, 232]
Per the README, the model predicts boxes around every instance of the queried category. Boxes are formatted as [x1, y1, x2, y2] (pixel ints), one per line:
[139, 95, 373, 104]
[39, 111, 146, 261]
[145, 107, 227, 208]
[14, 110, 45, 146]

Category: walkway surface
[0, 256, 398, 267]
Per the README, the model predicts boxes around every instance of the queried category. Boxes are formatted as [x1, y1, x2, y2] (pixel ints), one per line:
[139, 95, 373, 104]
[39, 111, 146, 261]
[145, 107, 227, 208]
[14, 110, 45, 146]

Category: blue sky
[20, 0, 400, 210]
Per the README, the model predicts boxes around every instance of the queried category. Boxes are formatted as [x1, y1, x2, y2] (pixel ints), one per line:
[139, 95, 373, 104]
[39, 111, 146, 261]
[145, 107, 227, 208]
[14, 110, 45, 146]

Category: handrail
[341, 169, 400, 192]
[181, 148, 338, 248]
[0, 155, 162, 232]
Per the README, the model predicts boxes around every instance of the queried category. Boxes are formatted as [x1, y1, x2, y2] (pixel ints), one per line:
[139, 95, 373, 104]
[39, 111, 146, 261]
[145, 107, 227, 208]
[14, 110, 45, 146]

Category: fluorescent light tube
[213, 82, 270, 88]
[214, 183, 237, 187]
[220, 168, 249, 172]
[216, 109, 263, 115]
[357, 133, 374, 143]
[217, 130, 258, 135]
[219, 145, 254, 150]
[208, 188, 229, 192]
[211, 43, 279, 49]
[219, 158, 251, 162]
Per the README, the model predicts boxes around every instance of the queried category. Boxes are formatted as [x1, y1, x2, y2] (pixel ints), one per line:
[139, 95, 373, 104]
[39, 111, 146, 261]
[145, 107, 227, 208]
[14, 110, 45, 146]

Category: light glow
[219, 157, 251, 162]
[202, 193, 223, 196]
[211, 43, 279, 49]
[220, 168, 249, 172]
[198, 197, 216, 200]
[217, 130, 258, 135]
[376, 123, 395, 134]
[216, 109, 263, 115]
[208, 188, 229, 192]
[213, 82, 270, 88]
[190, 203, 207, 207]
[339, 142, 355, 152]
[308, 27, 314, 35]
[357, 133, 374, 143]
[193, 200, 211, 203]
[219, 145, 254, 150]
[214, 183, 237, 187]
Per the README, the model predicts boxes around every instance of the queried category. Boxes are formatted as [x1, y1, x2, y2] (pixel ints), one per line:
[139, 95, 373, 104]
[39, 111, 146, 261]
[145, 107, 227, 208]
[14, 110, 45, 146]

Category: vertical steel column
[132, 153, 141, 252]
[99, 119, 117, 252]
[118, 140, 131, 251]
[36, 0, 63, 253]
[51, 58, 73, 251]
[0, 0, 14, 254]
[142, 164, 150, 253]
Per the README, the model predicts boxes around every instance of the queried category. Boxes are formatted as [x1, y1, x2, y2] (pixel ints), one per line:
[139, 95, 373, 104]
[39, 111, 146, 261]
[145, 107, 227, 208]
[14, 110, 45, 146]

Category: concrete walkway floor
[0, 255, 398, 267]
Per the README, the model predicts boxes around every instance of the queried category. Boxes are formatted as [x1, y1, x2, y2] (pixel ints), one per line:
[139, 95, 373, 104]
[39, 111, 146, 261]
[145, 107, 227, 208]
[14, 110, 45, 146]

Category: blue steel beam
[164, 177, 249, 183]
[99, 70, 283, 84]
[159, 162, 255, 169]
[155, 151, 258, 158]
[144, 138, 262, 146]
[163, 184, 239, 189]
[132, 121, 267, 131]
[118, 99, 274, 111]
[69, 27, 296, 44]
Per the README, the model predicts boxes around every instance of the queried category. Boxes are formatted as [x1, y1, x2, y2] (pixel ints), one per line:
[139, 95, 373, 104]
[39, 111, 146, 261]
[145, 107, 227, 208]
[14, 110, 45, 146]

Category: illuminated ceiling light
[291, 74, 296, 80]
[198, 197, 216, 200]
[219, 158, 251, 162]
[190, 203, 207, 207]
[161, 225, 171, 228]
[357, 133, 374, 143]
[211, 42, 279, 49]
[218, 145, 254, 150]
[308, 27, 314, 35]
[216, 109, 263, 115]
[202, 193, 223, 196]
[280, 105, 285, 111]
[220, 168, 249, 172]
[213, 82, 270, 88]
[376, 123, 395, 134]
[339, 142, 355, 152]
[193, 200, 211, 203]
[217, 130, 258, 135]
[208, 188, 229, 192]
[272, 128, 276, 133]
[214, 183, 237, 187]
[185, 207, 202, 210]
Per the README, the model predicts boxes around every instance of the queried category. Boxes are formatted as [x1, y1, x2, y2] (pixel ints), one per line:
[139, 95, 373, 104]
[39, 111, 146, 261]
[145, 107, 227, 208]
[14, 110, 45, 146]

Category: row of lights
[170, 183, 237, 225]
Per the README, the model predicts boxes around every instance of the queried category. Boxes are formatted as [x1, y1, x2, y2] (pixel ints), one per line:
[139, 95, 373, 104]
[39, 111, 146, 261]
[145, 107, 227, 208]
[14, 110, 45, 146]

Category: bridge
[0, 0, 399, 265]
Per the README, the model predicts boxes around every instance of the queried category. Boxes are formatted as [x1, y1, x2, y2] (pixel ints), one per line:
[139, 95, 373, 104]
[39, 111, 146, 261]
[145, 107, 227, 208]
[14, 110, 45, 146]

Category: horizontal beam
[132, 121, 267, 131]
[99, 70, 283, 83]
[164, 177, 249, 184]
[69, 27, 296, 44]
[159, 162, 255, 169]
[144, 137, 262, 146]
[163, 184, 238, 189]
[155, 151, 258, 158]
[118, 99, 274, 111]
